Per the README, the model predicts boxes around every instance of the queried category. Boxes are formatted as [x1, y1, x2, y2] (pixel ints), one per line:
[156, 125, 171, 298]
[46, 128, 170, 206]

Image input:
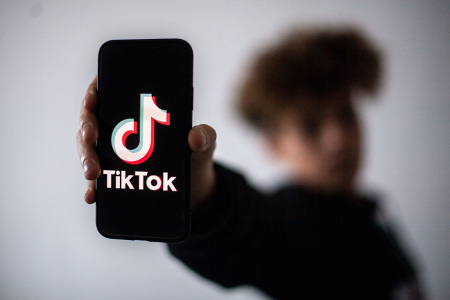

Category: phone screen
[96, 39, 193, 242]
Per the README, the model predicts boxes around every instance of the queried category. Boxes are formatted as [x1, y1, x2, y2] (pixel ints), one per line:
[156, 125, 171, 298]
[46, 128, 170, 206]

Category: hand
[76, 77, 217, 207]
[76, 77, 100, 204]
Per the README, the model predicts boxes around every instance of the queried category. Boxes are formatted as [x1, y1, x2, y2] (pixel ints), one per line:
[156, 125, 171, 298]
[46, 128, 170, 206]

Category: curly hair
[237, 26, 382, 129]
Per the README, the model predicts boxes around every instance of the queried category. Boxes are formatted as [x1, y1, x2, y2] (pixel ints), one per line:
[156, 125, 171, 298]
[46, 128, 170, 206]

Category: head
[238, 26, 382, 194]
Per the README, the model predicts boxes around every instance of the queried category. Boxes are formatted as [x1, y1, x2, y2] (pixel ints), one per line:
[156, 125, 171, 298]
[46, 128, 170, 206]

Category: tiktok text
[102, 170, 177, 192]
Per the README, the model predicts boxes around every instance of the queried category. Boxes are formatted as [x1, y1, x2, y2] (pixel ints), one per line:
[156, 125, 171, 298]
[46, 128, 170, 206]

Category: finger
[76, 129, 101, 181]
[79, 111, 98, 145]
[189, 124, 217, 159]
[80, 77, 99, 145]
[85, 180, 96, 204]
[189, 124, 217, 206]
[82, 76, 98, 113]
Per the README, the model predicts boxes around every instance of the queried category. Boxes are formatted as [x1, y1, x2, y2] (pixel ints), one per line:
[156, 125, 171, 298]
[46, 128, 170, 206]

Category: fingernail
[83, 159, 95, 173]
[199, 127, 208, 147]
[82, 123, 92, 137]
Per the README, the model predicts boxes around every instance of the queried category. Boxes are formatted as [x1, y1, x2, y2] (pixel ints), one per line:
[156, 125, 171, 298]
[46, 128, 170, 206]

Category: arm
[168, 163, 276, 289]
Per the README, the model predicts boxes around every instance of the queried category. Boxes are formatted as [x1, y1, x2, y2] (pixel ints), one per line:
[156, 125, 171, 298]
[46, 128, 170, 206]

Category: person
[77, 26, 423, 299]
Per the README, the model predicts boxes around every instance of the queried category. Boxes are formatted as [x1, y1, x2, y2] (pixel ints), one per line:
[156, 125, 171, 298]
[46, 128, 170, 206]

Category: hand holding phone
[77, 40, 218, 242]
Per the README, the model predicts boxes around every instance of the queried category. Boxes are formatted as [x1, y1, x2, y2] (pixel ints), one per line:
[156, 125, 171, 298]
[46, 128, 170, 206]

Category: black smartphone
[96, 39, 193, 242]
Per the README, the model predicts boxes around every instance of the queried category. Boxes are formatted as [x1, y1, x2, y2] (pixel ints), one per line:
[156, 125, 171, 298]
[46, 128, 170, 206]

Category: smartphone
[96, 39, 193, 242]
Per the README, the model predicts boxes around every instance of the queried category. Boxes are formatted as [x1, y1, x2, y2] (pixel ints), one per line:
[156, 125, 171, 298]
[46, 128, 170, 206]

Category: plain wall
[0, 1, 449, 299]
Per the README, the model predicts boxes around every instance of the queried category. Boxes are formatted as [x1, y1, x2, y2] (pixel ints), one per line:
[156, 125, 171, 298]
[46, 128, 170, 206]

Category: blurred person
[77, 26, 423, 299]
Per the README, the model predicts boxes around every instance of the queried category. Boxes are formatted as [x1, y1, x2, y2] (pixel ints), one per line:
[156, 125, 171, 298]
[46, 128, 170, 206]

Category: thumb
[189, 124, 217, 206]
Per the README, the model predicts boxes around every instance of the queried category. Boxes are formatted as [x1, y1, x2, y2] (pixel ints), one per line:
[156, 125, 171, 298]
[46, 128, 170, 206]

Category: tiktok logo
[111, 94, 170, 164]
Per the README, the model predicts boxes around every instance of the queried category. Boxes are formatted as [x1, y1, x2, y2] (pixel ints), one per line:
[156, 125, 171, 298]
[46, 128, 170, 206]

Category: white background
[1, 1, 449, 299]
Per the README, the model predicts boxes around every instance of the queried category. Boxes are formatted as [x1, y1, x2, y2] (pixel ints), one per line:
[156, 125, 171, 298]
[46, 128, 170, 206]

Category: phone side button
[190, 87, 194, 111]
